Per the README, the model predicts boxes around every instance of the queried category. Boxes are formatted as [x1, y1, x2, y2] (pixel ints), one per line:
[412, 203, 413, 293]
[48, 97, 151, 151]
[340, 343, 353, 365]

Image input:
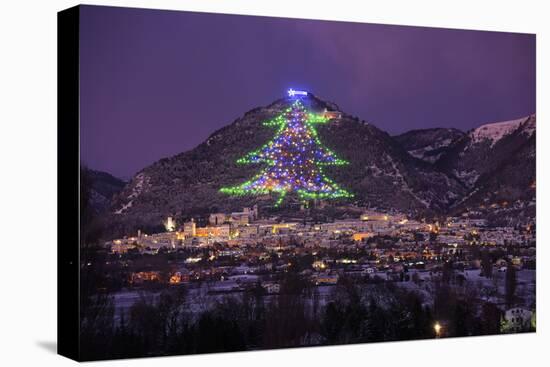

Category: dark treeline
[79, 270, 507, 360]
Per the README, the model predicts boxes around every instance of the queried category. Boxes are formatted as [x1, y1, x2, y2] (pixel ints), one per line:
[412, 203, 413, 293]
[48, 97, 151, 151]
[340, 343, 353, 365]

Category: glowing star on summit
[287, 88, 308, 97]
[220, 90, 353, 207]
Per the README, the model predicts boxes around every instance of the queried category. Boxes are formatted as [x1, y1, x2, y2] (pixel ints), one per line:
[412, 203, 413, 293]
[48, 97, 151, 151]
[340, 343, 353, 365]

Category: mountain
[436, 115, 535, 187]
[102, 93, 535, 237]
[435, 115, 536, 221]
[106, 94, 467, 235]
[394, 128, 465, 163]
[86, 169, 127, 213]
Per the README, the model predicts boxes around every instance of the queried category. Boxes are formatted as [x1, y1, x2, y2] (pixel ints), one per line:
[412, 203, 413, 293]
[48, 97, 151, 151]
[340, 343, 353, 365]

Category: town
[102, 205, 536, 334]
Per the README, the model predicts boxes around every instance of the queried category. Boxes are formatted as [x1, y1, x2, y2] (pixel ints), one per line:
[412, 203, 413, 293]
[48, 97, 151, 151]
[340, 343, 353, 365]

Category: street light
[434, 322, 442, 338]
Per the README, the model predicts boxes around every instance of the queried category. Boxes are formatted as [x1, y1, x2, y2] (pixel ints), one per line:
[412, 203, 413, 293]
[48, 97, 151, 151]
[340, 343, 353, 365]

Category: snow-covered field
[111, 269, 535, 321]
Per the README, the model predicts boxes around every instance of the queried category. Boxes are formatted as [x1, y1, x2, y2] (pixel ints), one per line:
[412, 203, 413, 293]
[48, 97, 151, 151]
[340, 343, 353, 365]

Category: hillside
[106, 94, 467, 235]
[394, 128, 465, 163]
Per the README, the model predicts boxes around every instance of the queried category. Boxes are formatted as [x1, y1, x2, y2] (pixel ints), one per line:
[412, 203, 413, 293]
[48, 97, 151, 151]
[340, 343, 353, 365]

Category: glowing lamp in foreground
[434, 322, 442, 338]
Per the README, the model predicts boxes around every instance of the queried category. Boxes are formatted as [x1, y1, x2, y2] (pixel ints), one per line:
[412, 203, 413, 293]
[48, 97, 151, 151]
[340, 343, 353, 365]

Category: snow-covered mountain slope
[436, 114, 535, 187]
[435, 114, 535, 216]
[85, 169, 127, 214]
[394, 128, 465, 163]
[471, 116, 535, 147]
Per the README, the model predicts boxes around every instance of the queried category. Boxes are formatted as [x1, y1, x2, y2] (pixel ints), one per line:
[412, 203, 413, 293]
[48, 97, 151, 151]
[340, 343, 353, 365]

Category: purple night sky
[79, 5, 535, 179]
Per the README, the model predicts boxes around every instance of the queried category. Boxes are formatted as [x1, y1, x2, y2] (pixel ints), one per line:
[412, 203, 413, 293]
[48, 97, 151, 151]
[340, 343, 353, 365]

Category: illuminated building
[183, 219, 196, 237]
[352, 232, 374, 241]
[194, 224, 231, 238]
[163, 216, 176, 232]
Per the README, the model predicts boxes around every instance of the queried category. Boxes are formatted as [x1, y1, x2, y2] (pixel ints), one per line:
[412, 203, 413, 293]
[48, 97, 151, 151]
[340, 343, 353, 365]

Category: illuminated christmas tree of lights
[220, 95, 353, 207]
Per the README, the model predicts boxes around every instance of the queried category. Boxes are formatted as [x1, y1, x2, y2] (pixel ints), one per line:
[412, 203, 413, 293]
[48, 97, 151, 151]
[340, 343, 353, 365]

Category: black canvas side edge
[57, 5, 80, 361]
